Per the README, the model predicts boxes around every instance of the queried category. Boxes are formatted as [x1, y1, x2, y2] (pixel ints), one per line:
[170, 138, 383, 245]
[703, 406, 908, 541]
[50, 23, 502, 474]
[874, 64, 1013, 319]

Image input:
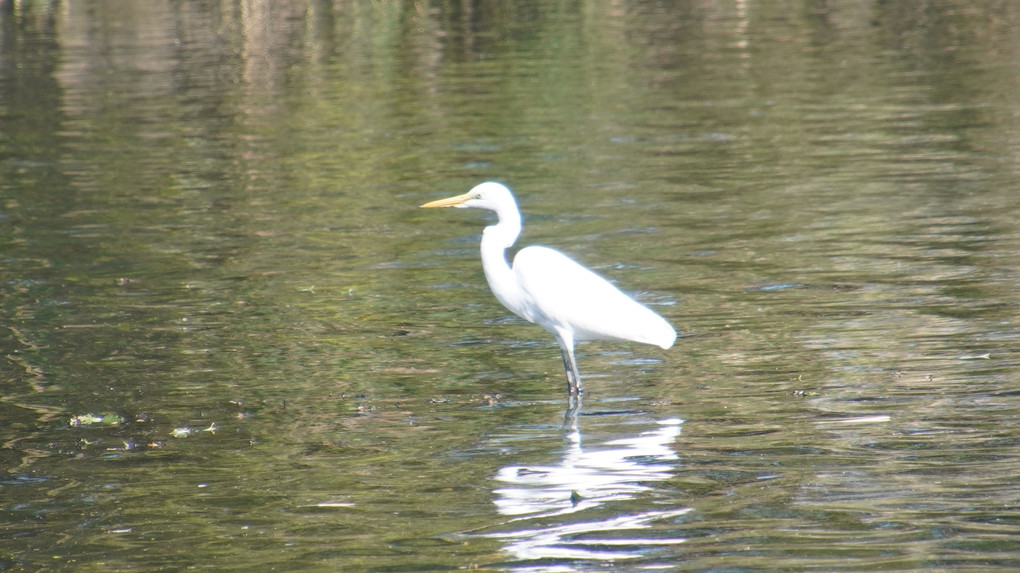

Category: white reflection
[484, 415, 689, 565]
[495, 506, 692, 562]
[494, 417, 683, 517]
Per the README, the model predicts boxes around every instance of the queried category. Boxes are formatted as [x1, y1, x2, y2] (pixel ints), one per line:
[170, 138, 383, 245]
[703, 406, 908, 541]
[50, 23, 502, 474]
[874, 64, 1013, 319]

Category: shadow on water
[463, 396, 689, 568]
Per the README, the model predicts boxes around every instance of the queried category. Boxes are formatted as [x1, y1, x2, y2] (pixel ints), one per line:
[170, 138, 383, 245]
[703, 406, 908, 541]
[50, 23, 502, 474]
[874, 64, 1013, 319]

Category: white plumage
[422, 181, 676, 394]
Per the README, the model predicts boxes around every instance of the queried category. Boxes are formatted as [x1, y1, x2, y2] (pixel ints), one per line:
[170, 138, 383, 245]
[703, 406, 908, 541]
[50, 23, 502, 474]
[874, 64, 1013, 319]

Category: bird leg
[563, 392, 582, 429]
[559, 345, 583, 395]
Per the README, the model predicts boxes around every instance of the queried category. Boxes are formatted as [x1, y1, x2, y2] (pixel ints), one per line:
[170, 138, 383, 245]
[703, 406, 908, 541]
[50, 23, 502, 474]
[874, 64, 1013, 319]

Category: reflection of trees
[0, 0, 1016, 382]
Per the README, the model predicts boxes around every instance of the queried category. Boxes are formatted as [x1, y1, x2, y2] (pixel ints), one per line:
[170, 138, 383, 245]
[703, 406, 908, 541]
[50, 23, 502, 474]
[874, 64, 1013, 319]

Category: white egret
[421, 182, 676, 394]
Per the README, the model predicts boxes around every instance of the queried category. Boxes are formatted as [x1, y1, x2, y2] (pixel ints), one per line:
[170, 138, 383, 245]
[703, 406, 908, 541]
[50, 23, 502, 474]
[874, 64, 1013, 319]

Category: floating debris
[170, 423, 217, 438]
[107, 441, 138, 452]
[69, 413, 124, 428]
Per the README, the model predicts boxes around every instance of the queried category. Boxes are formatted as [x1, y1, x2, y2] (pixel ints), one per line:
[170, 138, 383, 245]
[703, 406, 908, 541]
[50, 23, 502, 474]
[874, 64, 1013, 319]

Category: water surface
[2, 1, 1020, 570]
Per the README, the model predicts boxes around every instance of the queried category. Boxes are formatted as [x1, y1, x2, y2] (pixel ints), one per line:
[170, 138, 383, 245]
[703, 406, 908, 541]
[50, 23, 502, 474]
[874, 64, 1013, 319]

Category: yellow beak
[421, 192, 473, 208]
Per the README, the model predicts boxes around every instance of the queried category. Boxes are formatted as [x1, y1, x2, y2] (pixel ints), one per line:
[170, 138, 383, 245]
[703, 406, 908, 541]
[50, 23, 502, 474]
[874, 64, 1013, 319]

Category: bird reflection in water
[478, 405, 689, 564]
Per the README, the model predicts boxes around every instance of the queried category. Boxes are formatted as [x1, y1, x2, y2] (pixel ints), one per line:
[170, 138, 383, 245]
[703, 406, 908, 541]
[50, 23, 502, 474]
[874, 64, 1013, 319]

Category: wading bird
[421, 182, 676, 394]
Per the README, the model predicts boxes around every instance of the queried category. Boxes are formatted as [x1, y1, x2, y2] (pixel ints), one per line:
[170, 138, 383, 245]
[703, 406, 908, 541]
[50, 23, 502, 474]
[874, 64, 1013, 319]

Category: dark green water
[2, 1, 1020, 570]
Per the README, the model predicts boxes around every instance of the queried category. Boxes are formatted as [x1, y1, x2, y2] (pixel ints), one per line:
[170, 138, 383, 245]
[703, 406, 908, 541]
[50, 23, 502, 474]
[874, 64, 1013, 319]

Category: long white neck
[479, 203, 531, 320]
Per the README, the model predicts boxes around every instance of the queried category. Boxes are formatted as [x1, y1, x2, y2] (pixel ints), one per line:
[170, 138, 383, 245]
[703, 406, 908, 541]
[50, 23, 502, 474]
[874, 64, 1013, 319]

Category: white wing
[512, 246, 676, 348]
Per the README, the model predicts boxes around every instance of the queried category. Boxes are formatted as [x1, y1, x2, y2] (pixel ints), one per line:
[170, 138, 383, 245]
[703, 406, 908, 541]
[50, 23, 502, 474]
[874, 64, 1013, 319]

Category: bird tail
[650, 316, 677, 349]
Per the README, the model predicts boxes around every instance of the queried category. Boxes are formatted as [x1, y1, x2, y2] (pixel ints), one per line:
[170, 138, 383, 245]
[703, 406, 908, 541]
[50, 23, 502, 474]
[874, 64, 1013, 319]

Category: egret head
[420, 182, 514, 212]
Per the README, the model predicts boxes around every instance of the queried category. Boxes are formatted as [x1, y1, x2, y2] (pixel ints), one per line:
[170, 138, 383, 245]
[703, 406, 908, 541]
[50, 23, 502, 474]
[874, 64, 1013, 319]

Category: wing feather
[512, 246, 675, 348]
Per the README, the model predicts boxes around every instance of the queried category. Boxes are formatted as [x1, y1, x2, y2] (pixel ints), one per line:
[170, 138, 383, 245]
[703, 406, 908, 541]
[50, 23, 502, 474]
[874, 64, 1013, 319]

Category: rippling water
[2, 1, 1020, 571]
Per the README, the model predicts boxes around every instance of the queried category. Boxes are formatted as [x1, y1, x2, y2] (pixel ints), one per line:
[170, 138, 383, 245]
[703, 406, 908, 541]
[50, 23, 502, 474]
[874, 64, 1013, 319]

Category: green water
[2, 1, 1020, 570]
